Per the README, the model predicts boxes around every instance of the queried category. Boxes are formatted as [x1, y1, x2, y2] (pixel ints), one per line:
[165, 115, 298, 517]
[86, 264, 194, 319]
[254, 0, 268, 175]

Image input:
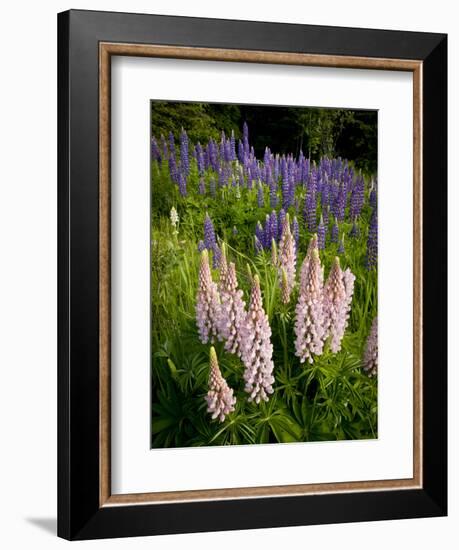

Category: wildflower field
[151, 102, 378, 448]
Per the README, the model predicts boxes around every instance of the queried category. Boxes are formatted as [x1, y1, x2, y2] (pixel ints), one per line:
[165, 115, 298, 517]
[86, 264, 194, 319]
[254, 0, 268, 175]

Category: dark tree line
[151, 101, 377, 174]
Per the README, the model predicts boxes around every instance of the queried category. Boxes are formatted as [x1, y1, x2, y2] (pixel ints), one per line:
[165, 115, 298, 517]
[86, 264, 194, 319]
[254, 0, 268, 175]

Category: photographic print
[150, 101, 378, 448]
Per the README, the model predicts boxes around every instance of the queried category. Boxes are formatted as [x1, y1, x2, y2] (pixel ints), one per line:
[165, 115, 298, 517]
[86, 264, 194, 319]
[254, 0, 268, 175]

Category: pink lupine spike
[363, 317, 378, 377]
[294, 248, 325, 363]
[196, 249, 221, 344]
[299, 234, 319, 288]
[322, 257, 355, 353]
[241, 275, 275, 403]
[278, 213, 296, 303]
[205, 346, 236, 422]
[218, 261, 246, 356]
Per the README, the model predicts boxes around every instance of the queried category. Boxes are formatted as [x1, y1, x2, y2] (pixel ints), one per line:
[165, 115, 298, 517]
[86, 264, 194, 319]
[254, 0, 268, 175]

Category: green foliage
[151, 152, 378, 448]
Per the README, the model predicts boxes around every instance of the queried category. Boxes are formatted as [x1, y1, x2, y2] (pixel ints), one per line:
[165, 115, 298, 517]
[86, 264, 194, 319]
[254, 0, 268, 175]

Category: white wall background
[0, 1, 455, 548]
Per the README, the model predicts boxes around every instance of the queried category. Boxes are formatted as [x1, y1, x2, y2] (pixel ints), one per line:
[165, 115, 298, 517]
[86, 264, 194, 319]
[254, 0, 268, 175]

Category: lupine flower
[304, 190, 317, 232]
[205, 346, 236, 422]
[196, 250, 221, 344]
[198, 177, 206, 195]
[369, 179, 377, 208]
[366, 208, 378, 269]
[292, 216, 300, 251]
[197, 240, 206, 253]
[169, 206, 179, 228]
[180, 128, 189, 175]
[168, 153, 178, 184]
[278, 214, 296, 303]
[219, 262, 246, 356]
[323, 257, 355, 353]
[363, 317, 378, 377]
[278, 209, 286, 238]
[240, 275, 275, 403]
[254, 236, 263, 255]
[230, 130, 236, 161]
[255, 221, 265, 249]
[338, 234, 345, 254]
[232, 226, 238, 236]
[195, 142, 205, 175]
[294, 248, 325, 363]
[317, 214, 326, 249]
[350, 175, 365, 218]
[178, 171, 187, 197]
[151, 136, 161, 161]
[270, 211, 278, 242]
[204, 213, 217, 250]
[331, 218, 339, 243]
[212, 243, 222, 269]
[243, 121, 249, 153]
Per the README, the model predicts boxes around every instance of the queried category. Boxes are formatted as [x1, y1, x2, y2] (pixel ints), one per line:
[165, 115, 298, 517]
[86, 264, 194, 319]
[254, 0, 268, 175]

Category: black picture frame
[58, 9, 447, 540]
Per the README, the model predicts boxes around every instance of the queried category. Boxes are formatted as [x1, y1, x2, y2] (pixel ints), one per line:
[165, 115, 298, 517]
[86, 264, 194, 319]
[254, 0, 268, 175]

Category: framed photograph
[57, 9, 447, 540]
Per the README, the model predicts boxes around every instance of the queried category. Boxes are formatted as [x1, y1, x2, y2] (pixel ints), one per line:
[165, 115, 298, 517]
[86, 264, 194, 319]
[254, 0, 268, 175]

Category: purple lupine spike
[197, 240, 206, 253]
[168, 153, 178, 184]
[168, 132, 175, 156]
[204, 213, 217, 250]
[195, 142, 205, 175]
[366, 208, 378, 269]
[269, 172, 278, 208]
[212, 244, 222, 270]
[179, 128, 189, 175]
[303, 190, 317, 233]
[240, 275, 275, 403]
[255, 221, 265, 250]
[294, 247, 325, 363]
[292, 216, 300, 251]
[350, 175, 365, 219]
[237, 139, 244, 163]
[264, 214, 272, 249]
[270, 211, 278, 243]
[333, 183, 346, 222]
[224, 138, 232, 163]
[254, 235, 263, 255]
[205, 346, 236, 422]
[278, 214, 296, 303]
[230, 130, 236, 161]
[242, 122, 249, 152]
[278, 209, 286, 238]
[219, 261, 246, 356]
[322, 257, 355, 353]
[331, 218, 339, 243]
[369, 179, 377, 208]
[178, 171, 187, 197]
[338, 234, 345, 254]
[196, 250, 221, 344]
[317, 215, 326, 250]
[257, 183, 265, 208]
[363, 317, 378, 377]
[160, 134, 168, 159]
[151, 136, 161, 161]
[198, 177, 206, 195]
[282, 163, 291, 210]
[288, 171, 296, 208]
